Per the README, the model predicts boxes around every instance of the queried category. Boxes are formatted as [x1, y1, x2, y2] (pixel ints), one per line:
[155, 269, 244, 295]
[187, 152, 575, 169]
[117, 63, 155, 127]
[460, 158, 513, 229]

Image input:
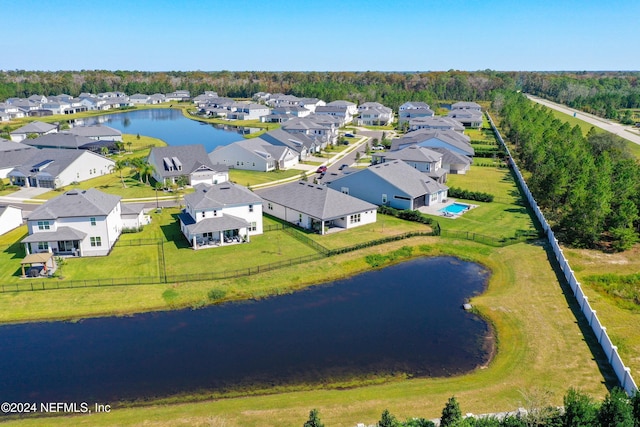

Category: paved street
[526, 94, 640, 146]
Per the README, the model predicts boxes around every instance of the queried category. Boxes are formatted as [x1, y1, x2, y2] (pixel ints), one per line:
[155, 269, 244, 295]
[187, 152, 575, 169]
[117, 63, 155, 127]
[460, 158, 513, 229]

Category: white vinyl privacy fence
[487, 113, 638, 396]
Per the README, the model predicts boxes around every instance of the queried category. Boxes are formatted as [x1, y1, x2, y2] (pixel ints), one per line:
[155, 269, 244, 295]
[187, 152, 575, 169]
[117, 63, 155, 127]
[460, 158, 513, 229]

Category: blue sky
[2, 0, 639, 71]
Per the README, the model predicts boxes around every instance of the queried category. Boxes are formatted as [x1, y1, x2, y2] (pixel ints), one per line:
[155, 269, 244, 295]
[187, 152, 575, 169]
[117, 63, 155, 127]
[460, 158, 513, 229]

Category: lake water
[81, 109, 258, 152]
[0, 257, 491, 404]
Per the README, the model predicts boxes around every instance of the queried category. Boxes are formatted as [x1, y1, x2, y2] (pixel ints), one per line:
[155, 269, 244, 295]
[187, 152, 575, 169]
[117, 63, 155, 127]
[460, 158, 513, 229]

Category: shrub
[447, 187, 494, 202]
[207, 289, 227, 301]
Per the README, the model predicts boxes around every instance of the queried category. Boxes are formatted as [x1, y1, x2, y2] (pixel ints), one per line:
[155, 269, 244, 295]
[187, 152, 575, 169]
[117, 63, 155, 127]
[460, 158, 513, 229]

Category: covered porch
[179, 213, 250, 250]
[20, 252, 57, 278]
[22, 227, 86, 256]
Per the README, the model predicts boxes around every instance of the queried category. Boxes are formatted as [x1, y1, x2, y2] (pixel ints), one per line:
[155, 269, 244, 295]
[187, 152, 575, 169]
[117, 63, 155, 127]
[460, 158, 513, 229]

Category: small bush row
[447, 187, 494, 202]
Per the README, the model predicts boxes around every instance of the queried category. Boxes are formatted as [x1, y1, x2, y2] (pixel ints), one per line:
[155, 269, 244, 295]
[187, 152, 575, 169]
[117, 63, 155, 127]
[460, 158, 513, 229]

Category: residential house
[316, 104, 354, 125]
[22, 133, 98, 150]
[227, 103, 270, 121]
[41, 99, 71, 115]
[271, 106, 311, 118]
[371, 145, 447, 183]
[430, 147, 472, 175]
[178, 182, 263, 249]
[8, 149, 115, 189]
[149, 93, 167, 104]
[148, 144, 229, 187]
[408, 116, 465, 133]
[0, 140, 36, 178]
[447, 108, 483, 128]
[259, 128, 319, 160]
[257, 181, 377, 235]
[209, 138, 299, 172]
[399, 101, 431, 112]
[326, 160, 448, 210]
[398, 107, 435, 125]
[298, 98, 325, 112]
[165, 90, 190, 102]
[129, 94, 151, 104]
[281, 115, 339, 146]
[357, 104, 394, 126]
[67, 125, 123, 142]
[390, 129, 474, 157]
[0, 103, 25, 120]
[22, 189, 122, 257]
[0, 205, 23, 236]
[10, 121, 58, 142]
[451, 101, 482, 111]
[121, 203, 151, 231]
[326, 100, 358, 116]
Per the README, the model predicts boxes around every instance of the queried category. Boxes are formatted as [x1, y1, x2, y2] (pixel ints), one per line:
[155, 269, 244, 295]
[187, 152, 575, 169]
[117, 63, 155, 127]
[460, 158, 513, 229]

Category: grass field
[229, 168, 304, 187]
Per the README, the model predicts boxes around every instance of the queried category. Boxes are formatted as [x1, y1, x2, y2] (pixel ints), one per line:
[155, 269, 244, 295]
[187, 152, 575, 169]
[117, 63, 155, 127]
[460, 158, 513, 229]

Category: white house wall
[57, 152, 115, 188]
[0, 207, 23, 236]
[210, 144, 273, 172]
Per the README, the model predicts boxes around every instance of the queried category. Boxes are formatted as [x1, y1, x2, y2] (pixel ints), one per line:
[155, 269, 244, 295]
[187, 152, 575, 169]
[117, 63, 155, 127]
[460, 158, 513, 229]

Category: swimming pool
[439, 203, 471, 215]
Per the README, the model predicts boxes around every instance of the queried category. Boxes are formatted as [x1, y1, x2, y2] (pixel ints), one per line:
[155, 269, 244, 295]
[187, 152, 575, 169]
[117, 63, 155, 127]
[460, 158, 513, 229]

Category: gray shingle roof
[391, 129, 474, 156]
[184, 182, 263, 211]
[67, 125, 121, 138]
[27, 188, 121, 220]
[9, 149, 108, 181]
[10, 121, 57, 135]
[430, 147, 472, 166]
[330, 160, 447, 198]
[260, 128, 316, 152]
[148, 144, 226, 178]
[179, 212, 249, 234]
[257, 181, 377, 220]
[22, 226, 87, 243]
[381, 145, 442, 163]
[23, 133, 95, 149]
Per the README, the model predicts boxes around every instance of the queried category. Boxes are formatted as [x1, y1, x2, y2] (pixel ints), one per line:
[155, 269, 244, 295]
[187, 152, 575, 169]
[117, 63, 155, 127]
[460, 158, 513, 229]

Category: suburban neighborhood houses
[0, 88, 481, 261]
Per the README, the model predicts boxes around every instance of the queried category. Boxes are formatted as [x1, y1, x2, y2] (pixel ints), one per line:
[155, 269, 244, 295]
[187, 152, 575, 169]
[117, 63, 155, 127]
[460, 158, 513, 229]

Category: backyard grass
[229, 168, 304, 187]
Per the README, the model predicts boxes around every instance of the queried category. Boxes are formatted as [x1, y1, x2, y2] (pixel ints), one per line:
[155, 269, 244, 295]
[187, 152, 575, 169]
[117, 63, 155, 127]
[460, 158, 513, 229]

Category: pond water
[81, 109, 259, 152]
[0, 256, 492, 404]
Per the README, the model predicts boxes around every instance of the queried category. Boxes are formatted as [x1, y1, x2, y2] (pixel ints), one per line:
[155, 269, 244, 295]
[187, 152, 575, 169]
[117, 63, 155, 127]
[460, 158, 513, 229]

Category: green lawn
[229, 168, 304, 187]
[305, 214, 430, 250]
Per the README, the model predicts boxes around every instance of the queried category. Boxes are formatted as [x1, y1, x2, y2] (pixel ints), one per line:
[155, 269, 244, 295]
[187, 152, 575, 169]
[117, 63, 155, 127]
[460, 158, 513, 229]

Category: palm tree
[129, 157, 145, 183]
[110, 159, 128, 188]
[141, 162, 155, 186]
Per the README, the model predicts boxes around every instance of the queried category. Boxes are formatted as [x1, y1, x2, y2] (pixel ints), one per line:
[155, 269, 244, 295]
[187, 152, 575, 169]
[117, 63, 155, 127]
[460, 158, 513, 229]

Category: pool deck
[418, 200, 478, 219]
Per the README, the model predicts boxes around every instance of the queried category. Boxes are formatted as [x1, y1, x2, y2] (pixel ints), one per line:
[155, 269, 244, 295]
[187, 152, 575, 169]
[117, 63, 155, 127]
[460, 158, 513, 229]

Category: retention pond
[0, 256, 492, 404]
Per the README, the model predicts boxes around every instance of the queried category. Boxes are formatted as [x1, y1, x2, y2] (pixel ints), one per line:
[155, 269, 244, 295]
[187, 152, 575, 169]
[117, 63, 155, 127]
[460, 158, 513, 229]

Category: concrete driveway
[6, 187, 51, 199]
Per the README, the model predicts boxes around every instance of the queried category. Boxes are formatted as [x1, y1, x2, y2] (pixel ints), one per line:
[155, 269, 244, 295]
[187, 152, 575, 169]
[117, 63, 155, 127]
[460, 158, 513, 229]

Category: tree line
[493, 91, 640, 250]
[304, 387, 640, 426]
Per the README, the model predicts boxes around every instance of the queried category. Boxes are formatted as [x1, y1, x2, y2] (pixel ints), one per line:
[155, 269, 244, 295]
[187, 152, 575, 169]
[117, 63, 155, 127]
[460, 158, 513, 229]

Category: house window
[341, 187, 349, 195]
[38, 242, 49, 251]
[37, 221, 50, 230]
[267, 202, 273, 210]
[350, 214, 361, 224]
[90, 237, 102, 247]
[213, 210, 218, 217]
[382, 194, 387, 204]
[90, 217, 96, 226]
[77, 173, 80, 179]
[249, 222, 257, 232]
[249, 205, 253, 213]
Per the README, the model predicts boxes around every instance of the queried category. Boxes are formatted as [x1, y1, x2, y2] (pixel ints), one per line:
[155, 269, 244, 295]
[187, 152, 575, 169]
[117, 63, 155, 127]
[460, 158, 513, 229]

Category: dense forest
[1, 70, 638, 115]
[494, 91, 640, 249]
